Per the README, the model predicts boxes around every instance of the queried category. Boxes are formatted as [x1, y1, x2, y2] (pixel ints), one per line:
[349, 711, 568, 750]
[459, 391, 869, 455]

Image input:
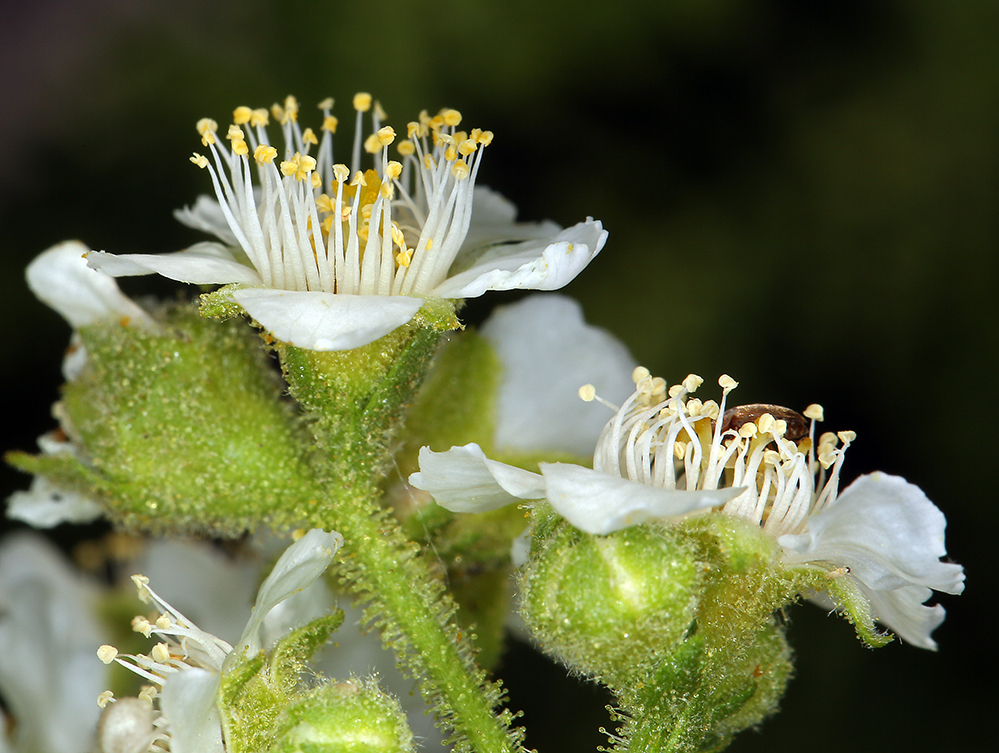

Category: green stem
[313, 482, 521, 753]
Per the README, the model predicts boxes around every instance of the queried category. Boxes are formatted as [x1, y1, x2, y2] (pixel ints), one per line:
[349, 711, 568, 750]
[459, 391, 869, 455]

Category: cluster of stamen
[189, 93, 493, 296]
[580, 368, 855, 537]
[95, 575, 232, 748]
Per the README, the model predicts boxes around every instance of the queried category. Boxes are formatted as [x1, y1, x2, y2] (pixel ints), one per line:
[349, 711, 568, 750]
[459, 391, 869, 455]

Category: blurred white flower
[87, 94, 606, 351]
[0, 533, 106, 753]
[411, 369, 965, 649]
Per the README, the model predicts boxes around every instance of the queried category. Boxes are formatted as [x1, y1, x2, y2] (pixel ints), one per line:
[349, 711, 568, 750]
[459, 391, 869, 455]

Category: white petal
[232, 529, 343, 659]
[861, 583, 947, 650]
[409, 444, 545, 513]
[26, 240, 156, 330]
[459, 186, 562, 251]
[432, 218, 607, 299]
[539, 463, 740, 536]
[6, 476, 102, 528]
[778, 472, 965, 595]
[480, 294, 637, 457]
[174, 195, 240, 246]
[86, 242, 262, 285]
[159, 668, 223, 753]
[231, 289, 424, 351]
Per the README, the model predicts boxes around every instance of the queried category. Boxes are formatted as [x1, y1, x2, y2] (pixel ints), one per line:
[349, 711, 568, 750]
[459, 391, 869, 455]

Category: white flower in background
[9, 240, 159, 528]
[87, 94, 606, 351]
[412, 370, 965, 649]
[477, 294, 638, 458]
[0, 533, 106, 753]
[96, 529, 343, 753]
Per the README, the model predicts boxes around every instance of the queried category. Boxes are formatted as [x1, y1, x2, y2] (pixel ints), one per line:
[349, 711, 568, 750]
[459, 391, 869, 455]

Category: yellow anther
[632, 366, 651, 383]
[673, 440, 688, 460]
[302, 127, 318, 145]
[196, 118, 217, 146]
[444, 145, 458, 162]
[300, 154, 317, 172]
[155, 613, 171, 629]
[233, 106, 252, 125]
[430, 114, 445, 130]
[280, 155, 300, 178]
[818, 451, 837, 469]
[425, 238, 434, 250]
[423, 154, 435, 170]
[397, 140, 415, 156]
[803, 404, 824, 421]
[578, 384, 597, 402]
[436, 132, 455, 146]
[360, 204, 373, 220]
[701, 400, 720, 420]
[441, 108, 462, 126]
[131, 616, 152, 637]
[332, 163, 350, 183]
[151, 643, 171, 663]
[254, 144, 278, 164]
[226, 124, 244, 140]
[283, 95, 299, 122]
[476, 130, 494, 146]
[231, 138, 249, 157]
[350, 170, 367, 187]
[323, 115, 339, 133]
[837, 430, 857, 444]
[321, 216, 334, 233]
[757, 413, 776, 435]
[374, 100, 387, 120]
[353, 92, 372, 112]
[376, 126, 396, 146]
[418, 109, 431, 124]
[250, 108, 270, 127]
[138, 685, 157, 703]
[190, 153, 209, 169]
[311, 172, 322, 189]
[457, 139, 477, 156]
[395, 249, 412, 268]
[454, 130, 467, 143]
[818, 431, 839, 449]
[391, 223, 406, 248]
[385, 160, 403, 180]
[97, 690, 114, 708]
[407, 121, 421, 139]
[363, 133, 382, 154]
[687, 398, 704, 416]
[650, 377, 667, 397]
[739, 423, 758, 439]
[451, 159, 470, 179]
[98, 645, 119, 664]
[773, 419, 788, 437]
[763, 450, 781, 466]
[131, 574, 151, 602]
[316, 194, 335, 214]
[380, 181, 395, 200]
[683, 374, 704, 393]
[270, 103, 284, 122]
[719, 374, 738, 391]
[317, 97, 334, 110]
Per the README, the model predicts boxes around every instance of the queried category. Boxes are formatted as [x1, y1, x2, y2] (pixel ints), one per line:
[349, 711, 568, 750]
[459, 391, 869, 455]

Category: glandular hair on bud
[519, 520, 702, 685]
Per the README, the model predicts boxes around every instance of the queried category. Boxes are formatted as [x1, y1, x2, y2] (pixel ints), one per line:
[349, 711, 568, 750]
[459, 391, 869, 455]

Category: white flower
[0, 533, 107, 753]
[411, 369, 965, 649]
[86, 94, 606, 351]
[97, 529, 343, 753]
[478, 295, 638, 458]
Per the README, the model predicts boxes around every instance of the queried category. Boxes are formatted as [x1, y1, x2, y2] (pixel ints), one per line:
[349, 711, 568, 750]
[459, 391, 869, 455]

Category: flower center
[582, 368, 855, 537]
[190, 94, 493, 297]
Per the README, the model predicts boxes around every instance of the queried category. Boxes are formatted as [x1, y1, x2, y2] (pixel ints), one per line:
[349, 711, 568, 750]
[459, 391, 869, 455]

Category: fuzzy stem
[313, 480, 522, 753]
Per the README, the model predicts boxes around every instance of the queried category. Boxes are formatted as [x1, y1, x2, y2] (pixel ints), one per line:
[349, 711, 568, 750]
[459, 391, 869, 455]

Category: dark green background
[1, 1, 993, 750]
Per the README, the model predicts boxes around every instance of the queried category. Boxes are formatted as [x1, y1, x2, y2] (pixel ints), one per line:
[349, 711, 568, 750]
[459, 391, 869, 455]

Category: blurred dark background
[1, 0, 994, 750]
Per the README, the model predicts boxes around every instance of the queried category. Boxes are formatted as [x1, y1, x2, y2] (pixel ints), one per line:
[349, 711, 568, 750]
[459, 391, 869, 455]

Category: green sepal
[59, 303, 322, 536]
[219, 650, 283, 753]
[198, 284, 252, 321]
[789, 564, 894, 648]
[270, 611, 345, 691]
[5, 449, 109, 502]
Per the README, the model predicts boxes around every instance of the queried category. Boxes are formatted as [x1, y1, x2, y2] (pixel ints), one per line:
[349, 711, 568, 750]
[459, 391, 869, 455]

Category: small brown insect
[718, 404, 809, 441]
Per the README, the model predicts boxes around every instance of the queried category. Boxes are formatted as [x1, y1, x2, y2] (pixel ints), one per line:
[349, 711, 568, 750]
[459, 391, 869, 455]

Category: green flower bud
[54, 304, 321, 535]
[270, 678, 414, 753]
[519, 518, 702, 684]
